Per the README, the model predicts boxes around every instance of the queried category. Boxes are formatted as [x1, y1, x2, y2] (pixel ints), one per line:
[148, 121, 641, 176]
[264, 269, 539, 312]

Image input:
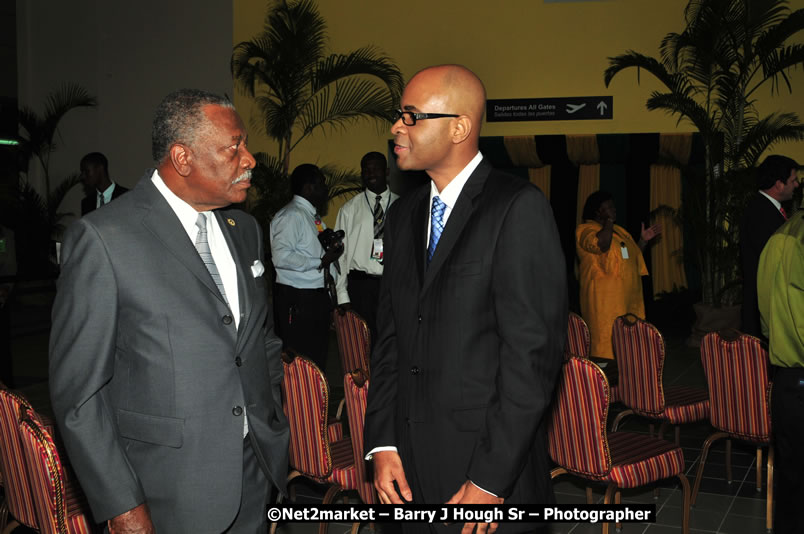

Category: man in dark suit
[50, 89, 289, 533]
[79, 152, 129, 215]
[740, 154, 799, 337]
[364, 65, 567, 533]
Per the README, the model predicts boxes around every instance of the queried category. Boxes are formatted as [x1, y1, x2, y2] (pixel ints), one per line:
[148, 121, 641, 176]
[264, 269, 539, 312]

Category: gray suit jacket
[49, 172, 289, 533]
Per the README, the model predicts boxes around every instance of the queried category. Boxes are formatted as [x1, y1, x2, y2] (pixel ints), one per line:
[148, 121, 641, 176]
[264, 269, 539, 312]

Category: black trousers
[771, 365, 804, 534]
[347, 271, 382, 349]
[273, 283, 331, 370]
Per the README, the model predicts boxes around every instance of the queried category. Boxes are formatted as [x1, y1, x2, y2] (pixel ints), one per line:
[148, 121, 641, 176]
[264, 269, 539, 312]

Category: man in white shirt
[335, 151, 398, 344]
[270, 164, 342, 370]
[79, 152, 129, 215]
[50, 89, 289, 533]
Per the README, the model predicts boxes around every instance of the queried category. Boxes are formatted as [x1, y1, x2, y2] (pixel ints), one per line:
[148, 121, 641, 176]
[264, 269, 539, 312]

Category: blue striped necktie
[195, 213, 229, 305]
[427, 196, 446, 264]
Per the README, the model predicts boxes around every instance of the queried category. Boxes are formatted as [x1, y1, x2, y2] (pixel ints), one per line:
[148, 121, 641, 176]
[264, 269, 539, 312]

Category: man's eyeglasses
[392, 109, 459, 126]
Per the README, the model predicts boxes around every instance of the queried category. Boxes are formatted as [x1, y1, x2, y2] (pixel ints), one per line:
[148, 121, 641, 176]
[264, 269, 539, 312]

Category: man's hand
[373, 450, 412, 504]
[107, 503, 155, 534]
[640, 222, 662, 242]
[337, 303, 352, 316]
[320, 243, 344, 267]
[445, 481, 504, 534]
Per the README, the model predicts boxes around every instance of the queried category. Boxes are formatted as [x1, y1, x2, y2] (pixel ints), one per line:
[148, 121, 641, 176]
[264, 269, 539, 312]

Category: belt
[348, 270, 382, 281]
[275, 283, 327, 293]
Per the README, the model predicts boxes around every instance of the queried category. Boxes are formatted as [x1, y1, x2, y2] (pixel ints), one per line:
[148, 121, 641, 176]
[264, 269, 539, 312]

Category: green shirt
[757, 211, 804, 368]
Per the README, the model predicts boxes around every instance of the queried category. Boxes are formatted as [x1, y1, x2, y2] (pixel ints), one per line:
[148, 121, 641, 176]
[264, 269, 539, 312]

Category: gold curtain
[649, 133, 691, 295]
[528, 166, 551, 200]
[503, 136, 543, 168]
[566, 134, 600, 166]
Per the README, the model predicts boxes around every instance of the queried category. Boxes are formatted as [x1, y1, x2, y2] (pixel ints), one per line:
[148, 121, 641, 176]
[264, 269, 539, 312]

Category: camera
[317, 228, 345, 253]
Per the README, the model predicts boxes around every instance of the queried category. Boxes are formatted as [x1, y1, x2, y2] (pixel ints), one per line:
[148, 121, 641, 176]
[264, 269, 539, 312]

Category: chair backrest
[281, 354, 333, 480]
[547, 357, 612, 479]
[343, 369, 376, 505]
[612, 314, 666, 416]
[565, 312, 590, 359]
[17, 409, 70, 534]
[0, 389, 41, 528]
[701, 331, 772, 441]
[333, 310, 371, 375]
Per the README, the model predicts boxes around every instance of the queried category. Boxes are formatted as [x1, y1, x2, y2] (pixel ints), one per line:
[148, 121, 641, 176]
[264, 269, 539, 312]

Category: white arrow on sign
[566, 103, 586, 114]
[597, 101, 608, 115]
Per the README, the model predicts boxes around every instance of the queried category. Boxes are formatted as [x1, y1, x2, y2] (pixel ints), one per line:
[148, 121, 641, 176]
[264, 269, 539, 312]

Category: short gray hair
[151, 89, 234, 164]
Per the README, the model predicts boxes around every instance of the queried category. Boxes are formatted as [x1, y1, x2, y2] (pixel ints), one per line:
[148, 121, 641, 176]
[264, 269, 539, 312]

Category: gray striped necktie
[195, 213, 229, 305]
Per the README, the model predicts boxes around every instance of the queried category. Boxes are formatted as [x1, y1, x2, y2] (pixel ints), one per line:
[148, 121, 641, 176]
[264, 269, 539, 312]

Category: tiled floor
[7, 294, 773, 534]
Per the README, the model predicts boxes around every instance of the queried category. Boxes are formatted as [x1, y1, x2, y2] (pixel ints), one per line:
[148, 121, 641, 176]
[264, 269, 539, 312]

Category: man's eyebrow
[230, 134, 245, 146]
[402, 105, 420, 112]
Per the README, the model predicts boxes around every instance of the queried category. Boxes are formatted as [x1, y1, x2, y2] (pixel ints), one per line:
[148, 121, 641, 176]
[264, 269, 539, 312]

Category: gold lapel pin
[227, 218, 236, 226]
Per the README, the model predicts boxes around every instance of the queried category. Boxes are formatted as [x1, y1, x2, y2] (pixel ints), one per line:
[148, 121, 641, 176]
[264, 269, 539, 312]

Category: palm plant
[604, 0, 804, 306]
[231, 0, 404, 178]
[18, 83, 96, 198]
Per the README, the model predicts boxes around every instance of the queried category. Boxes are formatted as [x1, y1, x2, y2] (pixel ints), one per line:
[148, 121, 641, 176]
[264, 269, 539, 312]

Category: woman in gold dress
[576, 191, 661, 359]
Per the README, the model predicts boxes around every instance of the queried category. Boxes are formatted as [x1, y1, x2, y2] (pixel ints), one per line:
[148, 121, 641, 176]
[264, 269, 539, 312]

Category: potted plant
[604, 0, 804, 341]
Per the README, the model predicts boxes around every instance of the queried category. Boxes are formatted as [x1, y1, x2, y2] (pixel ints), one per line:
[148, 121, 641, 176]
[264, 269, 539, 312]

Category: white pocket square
[251, 260, 265, 278]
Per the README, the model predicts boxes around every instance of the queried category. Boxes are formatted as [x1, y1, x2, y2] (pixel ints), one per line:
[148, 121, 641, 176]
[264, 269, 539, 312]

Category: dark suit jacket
[50, 172, 289, 533]
[364, 160, 567, 525]
[740, 192, 785, 337]
[81, 183, 129, 215]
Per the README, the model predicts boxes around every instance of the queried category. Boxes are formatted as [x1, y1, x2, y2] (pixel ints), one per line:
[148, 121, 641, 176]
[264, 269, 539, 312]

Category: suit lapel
[412, 190, 429, 287]
[138, 179, 226, 306]
[421, 160, 491, 296]
[215, 211, 253, 343]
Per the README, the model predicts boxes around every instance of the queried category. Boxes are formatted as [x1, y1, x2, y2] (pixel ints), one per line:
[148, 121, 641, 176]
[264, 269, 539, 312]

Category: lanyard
[364, 190, 391, 218]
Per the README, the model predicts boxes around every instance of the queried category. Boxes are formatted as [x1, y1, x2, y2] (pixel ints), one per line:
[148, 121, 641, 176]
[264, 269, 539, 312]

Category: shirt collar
[365, 187, 390, 201]
[759, 190, 782, 211]
[429, 152, 483, 209]
[151, 169, 206, 237]
[292, 195, 318, 216]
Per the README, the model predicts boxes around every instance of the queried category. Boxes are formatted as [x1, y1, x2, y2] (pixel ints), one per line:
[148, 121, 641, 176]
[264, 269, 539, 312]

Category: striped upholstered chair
[610, 314, 709, 445]
[342, 369, 377, 533]
[565, 311, 591, 359]
[693, 330, 773, 532]
[333, 309, 371, 376]
[278, 354, 366, 534]
[0, 389, 98, 533]
[548, 357, 691, 534]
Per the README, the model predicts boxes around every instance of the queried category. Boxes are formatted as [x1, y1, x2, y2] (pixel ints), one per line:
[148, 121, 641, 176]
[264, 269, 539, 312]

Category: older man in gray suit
[49, 89, 289, 533]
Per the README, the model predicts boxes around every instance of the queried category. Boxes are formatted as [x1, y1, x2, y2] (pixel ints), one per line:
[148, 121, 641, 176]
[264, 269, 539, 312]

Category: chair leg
[611, 409, 634, 432]
[586, 486, 594, 504]
[320, 486, 343, 534]
[615, 489, 622, 532]
[675, 425, 681, 446]
[1, 520, 20, 534]
[602, 483, 618, 534]
[692, 432, 727, 506]
[677, 473, 691, 534]
[726, 438, 733, 484]
[350, 521, 361, 534]
[756, 446, 763, 492]
[657, 421, 669, 441]
[767, 445, 774, 533]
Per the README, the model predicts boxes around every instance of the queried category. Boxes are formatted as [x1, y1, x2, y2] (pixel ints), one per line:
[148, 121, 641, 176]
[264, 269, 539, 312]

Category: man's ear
[450, 116, 473, 145]
[169, 144, 192, 177]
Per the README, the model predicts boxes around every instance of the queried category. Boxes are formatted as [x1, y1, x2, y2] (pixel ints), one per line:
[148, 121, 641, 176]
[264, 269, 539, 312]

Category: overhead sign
[487, 97, 613, 122]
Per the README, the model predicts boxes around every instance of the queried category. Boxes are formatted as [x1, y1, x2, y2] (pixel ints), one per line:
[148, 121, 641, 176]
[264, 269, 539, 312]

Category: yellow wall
[234, 0, 804, 223]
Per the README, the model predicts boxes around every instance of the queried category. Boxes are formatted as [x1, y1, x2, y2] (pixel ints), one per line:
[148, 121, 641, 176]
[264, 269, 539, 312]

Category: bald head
[392, 65, 486, 186]
[410, 64, 486, 134]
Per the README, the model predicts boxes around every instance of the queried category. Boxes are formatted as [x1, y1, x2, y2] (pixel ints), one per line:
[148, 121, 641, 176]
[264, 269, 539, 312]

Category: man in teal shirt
[758, 203, 804, 534]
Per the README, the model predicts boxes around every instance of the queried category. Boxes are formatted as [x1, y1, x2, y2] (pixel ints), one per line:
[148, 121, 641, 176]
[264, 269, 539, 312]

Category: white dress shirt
[759, 190, 784, 215]
[270, 195, 337, 288]
[426, 151, 483, 245]
[334, 187, 398, 304]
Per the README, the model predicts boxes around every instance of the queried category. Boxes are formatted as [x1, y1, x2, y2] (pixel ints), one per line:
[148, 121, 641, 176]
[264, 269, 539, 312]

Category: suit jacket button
[235, 357, 242, 367]
[232, 406, 243, 416]
[418, 315, 422, 323]
[410, 366, 419, 375]
[222, 315, 233, 325]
